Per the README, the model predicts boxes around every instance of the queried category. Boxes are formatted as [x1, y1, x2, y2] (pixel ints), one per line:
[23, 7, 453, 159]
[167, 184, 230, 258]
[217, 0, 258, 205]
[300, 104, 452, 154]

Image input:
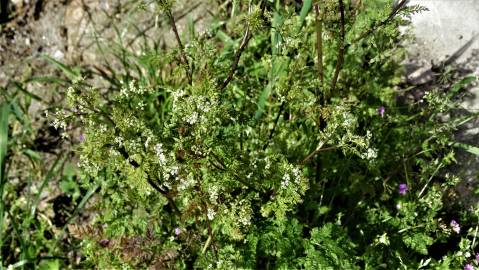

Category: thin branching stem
[165, 8, 193, 85]
[301, 145, 338, 165]
[209, 151, 260, 192]
[194, 172, 218, 259]
[351, 0, 408, 44]
[263, 101, 284, 151]
[315, 3, 324, 89]
[97, 107, 181, 216]
[330, 0, 345, 94]
[219, 1, 266, 91]
[201, 200, 218, 259]
[219, 27, 252, 91]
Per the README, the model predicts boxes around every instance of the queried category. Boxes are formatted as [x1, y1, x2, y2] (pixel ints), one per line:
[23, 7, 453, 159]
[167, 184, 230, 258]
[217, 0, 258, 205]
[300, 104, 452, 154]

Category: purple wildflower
[398, 183, 408, 195]
[79, 134, 85, 142]
[377, 106, 385, 117]
[98, 239, 110, 247]
[476, 253, 479, 263]
[465, 264, 474, 270]
[450, 220, 461, 234]
[175, 227, 181, 236]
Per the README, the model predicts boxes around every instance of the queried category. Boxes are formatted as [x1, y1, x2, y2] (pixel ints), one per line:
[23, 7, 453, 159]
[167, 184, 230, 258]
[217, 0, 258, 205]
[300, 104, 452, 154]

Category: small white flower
[207, 208, 216, 220]
[281, 174, 290, 189]
[185, 112, 199, 125]
[209, 186, 219, 203]
[172, 89, 185, 102]
[361, 148, 378, 160]
[120, 87, 129, 97]
[265, 158, 271, 170]
[115, 136, 124, 147]
[144, 137, 151, 149]
[154, 143, 167, 165]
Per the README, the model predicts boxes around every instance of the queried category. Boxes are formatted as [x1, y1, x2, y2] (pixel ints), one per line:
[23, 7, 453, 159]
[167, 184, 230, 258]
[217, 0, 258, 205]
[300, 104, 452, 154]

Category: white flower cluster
[172, 89, 185, 104]
[115, 136, 124, 147]
[66, 86, 75, 100]
[196, 95, 212, 113]
[207, 208, 216, 220]
[177, 174, 195, 191]
[281, 165, 302, 189]
[281, 174, 291, 189]
[154, 143, 167, 165]
[342, 111, 356, 128]
[136, 101, 145, 110]
[51, 109, 68, 130]
[170, 90, 216, 127]
[51, 118, 67, 130]
[423, 90, 449, 113]
[163, 165, 179, 181]
[361, 148, 378, 160]
[191, 145, 204, 156]
[78, 155, 101, 176]
[237, 204, 252, 226]
[209, 185, 219, 203]
[185, 111, 199, 125]
[183, 95, 214, 125]
[265, 157, 271, 170]
[360, 130, 378, 161]
[325, 107, 379, 161]
[119, 80, 148, 98]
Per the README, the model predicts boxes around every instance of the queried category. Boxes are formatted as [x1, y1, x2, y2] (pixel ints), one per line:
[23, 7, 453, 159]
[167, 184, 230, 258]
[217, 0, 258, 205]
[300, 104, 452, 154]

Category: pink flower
[464, 264, 474, 270]
[476, 252, 479, 263]
[175, 227, 182, 236]
[377, 106, 385, 117]
[398, 183, 408, 195]
[450, 220, 461, 234]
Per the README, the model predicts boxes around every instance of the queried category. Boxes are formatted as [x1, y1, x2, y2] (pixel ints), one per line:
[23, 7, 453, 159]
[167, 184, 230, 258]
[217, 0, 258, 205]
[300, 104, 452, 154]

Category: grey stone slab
[405, 0, 479, 205]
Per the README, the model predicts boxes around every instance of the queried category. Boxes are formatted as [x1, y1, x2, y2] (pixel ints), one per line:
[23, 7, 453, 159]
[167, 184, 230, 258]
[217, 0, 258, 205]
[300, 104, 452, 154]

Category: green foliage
[48, 0, 479, 269]
[0, 83, 91, 269]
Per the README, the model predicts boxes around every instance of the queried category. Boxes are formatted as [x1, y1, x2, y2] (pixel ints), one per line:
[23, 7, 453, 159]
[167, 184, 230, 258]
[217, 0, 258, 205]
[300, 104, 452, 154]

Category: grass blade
[453, 142, 479, 156]
[0, 102, 9, 183]
[13, 82, 44, 102]
[56, 179, 100, 245]
[41, 55, 81, 82]
[255, 10, 287, 120]
[0, 102, 10, 261]
[30, 153, 65, 217]
[298, 0, 313, 30]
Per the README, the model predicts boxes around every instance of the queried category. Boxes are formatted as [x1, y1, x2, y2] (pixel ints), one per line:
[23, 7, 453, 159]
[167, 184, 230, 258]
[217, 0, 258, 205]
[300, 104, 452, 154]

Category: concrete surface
[405, 0, 479, 206]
